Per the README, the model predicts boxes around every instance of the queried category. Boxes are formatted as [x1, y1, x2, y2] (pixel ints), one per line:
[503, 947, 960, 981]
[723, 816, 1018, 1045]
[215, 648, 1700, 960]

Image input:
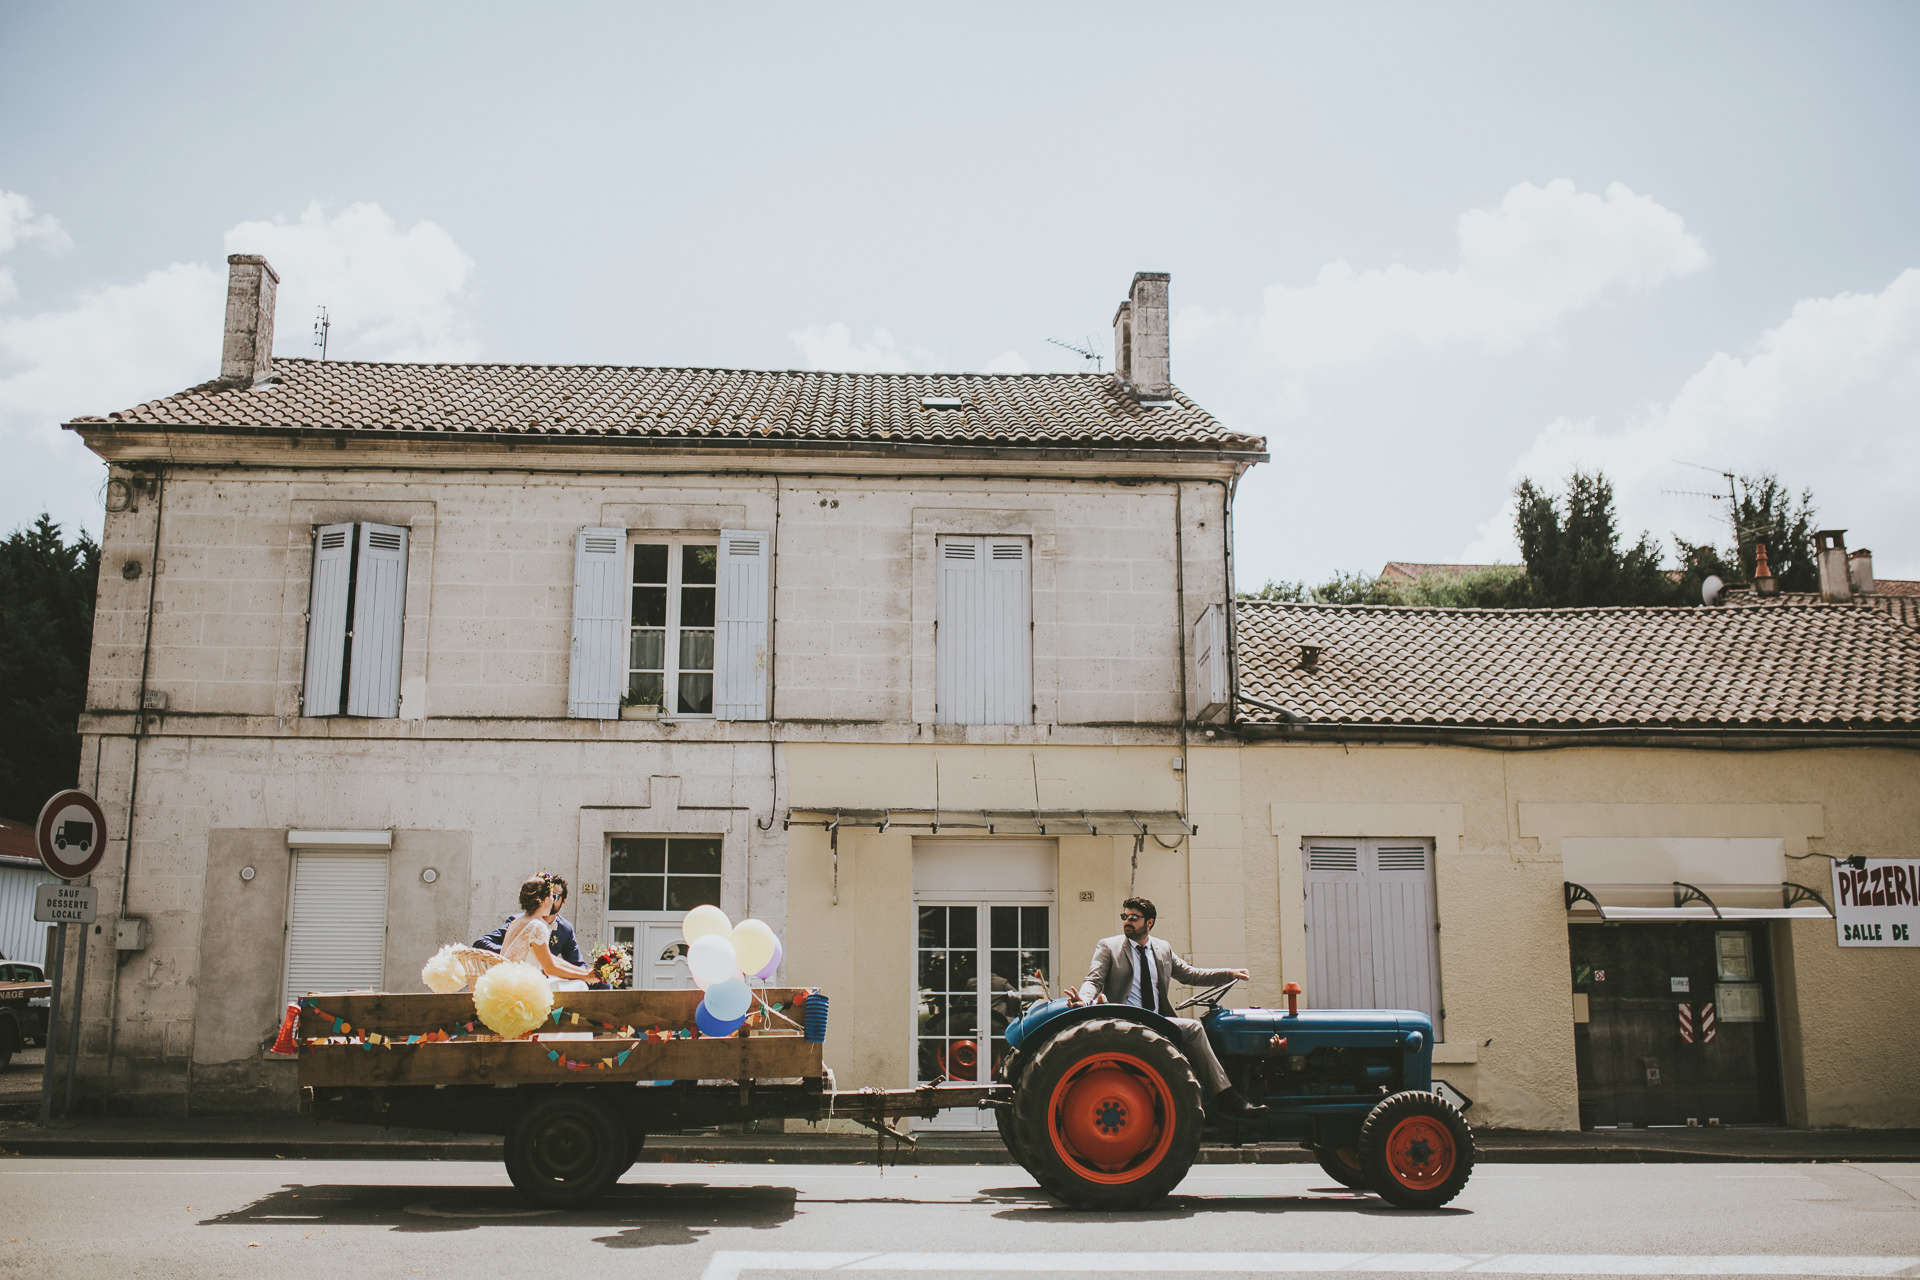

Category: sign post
[33, 790, 108, 1125]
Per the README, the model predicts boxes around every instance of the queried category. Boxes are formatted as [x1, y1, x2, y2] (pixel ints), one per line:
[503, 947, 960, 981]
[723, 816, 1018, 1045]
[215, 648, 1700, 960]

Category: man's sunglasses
[1119, 912, 1146, 922]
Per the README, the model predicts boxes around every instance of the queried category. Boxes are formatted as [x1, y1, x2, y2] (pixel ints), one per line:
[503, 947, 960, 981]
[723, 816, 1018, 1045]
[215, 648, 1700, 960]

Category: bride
[501, 873, 593, 990]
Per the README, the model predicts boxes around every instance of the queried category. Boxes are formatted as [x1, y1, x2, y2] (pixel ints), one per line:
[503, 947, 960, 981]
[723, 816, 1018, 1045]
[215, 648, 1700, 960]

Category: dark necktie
[1136, 944, 1157, 1014]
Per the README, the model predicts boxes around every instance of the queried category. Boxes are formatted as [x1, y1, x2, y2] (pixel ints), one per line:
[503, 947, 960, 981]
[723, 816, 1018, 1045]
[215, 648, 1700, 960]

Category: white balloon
[682, 904, 732, 944]
[687, 934, 740, 988]
[730, 919, 778, 974]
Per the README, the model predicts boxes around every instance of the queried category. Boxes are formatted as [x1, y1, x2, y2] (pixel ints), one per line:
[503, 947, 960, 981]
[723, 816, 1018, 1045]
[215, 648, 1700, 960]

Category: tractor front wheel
[1358, 1090, 1474, 1209]
[504, 1094, 629, 1207]
[1312, 1143, 1370, 1190]
[1010, 1017, 1203, 1210]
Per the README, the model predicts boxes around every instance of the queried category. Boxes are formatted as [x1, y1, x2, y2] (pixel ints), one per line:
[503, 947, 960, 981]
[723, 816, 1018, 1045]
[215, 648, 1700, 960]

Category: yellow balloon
[682, 903, 732, 945]
[730, 919, 778, 975]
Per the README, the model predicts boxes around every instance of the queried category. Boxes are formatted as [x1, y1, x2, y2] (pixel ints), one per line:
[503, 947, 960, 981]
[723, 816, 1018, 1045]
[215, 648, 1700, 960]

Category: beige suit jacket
[1077, 933, 1234, 1010]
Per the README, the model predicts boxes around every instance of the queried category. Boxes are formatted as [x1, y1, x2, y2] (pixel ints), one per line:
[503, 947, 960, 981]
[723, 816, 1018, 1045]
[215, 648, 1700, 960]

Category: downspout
[754, 481, 783, 872]
[1172, 482, 1193, 943]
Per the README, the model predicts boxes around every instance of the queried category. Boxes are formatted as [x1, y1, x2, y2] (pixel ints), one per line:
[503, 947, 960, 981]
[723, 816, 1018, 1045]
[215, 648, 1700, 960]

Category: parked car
[0, 962, 51, 1066]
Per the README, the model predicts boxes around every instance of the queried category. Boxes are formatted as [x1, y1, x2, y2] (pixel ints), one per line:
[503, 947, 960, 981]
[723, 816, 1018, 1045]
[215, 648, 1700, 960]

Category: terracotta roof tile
[1235, 600, 1920, 729]
[72, 359, 1265, 454]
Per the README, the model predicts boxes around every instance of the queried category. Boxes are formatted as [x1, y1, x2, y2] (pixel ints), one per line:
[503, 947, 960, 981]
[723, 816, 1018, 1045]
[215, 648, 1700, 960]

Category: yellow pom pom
[473, 962, 553, 1039]
[422, 944, 468, 994]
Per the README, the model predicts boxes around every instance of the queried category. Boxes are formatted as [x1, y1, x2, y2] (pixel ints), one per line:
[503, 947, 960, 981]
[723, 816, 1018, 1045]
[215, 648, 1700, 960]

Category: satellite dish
[1702, 574, 1726, 606]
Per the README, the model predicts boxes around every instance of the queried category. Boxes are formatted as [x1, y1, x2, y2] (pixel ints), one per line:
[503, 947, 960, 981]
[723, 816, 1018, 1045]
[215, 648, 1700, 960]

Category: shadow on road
[977, 1184, 1471, 1220]
[199, 1180, 798, 1246]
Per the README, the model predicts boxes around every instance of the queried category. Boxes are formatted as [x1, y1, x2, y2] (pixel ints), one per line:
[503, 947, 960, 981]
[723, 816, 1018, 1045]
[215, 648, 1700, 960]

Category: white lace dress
[501, 917, 588, 991]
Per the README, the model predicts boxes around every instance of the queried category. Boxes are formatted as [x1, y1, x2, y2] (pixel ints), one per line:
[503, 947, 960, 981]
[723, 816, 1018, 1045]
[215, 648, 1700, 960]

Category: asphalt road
[0, 1158, 1915, 1280]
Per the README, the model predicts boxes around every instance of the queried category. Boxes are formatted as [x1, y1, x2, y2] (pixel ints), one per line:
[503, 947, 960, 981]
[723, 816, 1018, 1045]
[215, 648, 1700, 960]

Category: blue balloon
[695, 1001, 746, 1037]
[706, 976, 752, 1021]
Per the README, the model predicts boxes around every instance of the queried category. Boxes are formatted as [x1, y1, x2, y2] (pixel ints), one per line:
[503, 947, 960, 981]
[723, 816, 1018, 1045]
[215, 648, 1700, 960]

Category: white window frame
[627, 536, 719, 718]
[603, 834, 725, 989]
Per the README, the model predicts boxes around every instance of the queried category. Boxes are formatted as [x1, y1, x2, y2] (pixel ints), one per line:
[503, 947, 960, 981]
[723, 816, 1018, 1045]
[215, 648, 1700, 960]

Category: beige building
[58, 254, 1920, 1129]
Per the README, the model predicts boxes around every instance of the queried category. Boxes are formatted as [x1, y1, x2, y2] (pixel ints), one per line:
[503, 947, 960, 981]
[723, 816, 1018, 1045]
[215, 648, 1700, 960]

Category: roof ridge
[267, 357, 1129, 381]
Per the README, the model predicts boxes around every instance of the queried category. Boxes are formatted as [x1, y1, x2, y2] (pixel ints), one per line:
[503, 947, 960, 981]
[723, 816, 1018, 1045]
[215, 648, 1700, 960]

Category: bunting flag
[295, 1001, 696, 1069]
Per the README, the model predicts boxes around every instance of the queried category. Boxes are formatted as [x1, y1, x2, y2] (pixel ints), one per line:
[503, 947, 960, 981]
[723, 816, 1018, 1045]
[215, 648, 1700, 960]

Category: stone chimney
[1814, 529, 1852, 603]
[1849, 548, 1875, 595]
[219, 254, 279, 387]
[1112, 271, 1171, 399]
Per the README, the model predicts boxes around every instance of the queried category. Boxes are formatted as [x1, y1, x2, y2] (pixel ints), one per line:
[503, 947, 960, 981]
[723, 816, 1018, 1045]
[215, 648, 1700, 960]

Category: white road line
[699, 1251, 1920, 1280]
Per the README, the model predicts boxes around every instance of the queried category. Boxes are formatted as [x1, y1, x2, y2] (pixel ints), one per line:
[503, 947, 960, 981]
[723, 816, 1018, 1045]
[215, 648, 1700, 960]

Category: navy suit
[473, 913, 587, 967]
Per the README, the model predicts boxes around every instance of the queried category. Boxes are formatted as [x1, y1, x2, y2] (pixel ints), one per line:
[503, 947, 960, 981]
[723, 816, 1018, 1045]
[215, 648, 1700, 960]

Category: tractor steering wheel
[1174, 977, 1239, 1012]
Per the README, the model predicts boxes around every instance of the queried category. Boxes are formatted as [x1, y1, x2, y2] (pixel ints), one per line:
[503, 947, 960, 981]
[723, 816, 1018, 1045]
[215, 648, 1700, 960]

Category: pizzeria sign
[1832, 858, 1919, 947]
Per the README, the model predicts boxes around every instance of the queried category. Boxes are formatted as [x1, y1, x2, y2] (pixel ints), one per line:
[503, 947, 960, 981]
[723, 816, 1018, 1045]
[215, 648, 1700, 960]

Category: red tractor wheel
[1358, 1090, 1474, 1209]
[1010, 1018, 1203, 1210]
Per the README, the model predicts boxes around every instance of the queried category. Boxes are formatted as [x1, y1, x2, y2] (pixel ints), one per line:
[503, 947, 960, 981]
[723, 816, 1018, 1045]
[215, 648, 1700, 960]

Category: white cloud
[788, 322, 937, 373]
[225, 202, 478, 362]
[1462, 268, 1920, 576]
[0, 189, 71, 304]
[1200, 180, 1707, 380]
[980, 349, 1030, 374]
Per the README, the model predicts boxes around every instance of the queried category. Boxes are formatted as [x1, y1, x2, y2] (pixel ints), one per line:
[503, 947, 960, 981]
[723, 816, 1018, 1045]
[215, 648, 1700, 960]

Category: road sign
[1432, 1079, 1475, 1113]
[34, 882, 98, 924]
[35, 789, 108, 880]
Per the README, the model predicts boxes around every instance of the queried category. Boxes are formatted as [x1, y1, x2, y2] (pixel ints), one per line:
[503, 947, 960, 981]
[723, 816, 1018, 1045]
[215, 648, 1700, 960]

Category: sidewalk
[3, 1110, 1917, 1165]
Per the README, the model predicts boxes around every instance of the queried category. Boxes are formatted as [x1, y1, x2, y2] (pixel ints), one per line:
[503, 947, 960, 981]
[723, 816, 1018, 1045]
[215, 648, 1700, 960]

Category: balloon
[682, 904, 732, 945]
[695, 1002, 746, 1037]
[751, 937, 783, 982]
[705, 976, 752, 1021]
[687, 934, 739, 988]
[730, 919, 778, 974]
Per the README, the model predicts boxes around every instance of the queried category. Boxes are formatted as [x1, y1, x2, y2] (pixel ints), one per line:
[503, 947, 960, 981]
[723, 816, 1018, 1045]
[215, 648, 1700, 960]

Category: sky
[2, 1, 1917, 584]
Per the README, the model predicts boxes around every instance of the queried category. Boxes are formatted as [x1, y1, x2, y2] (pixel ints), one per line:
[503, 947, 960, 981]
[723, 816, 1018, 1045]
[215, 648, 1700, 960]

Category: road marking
[700, 1251, 1920, 1280]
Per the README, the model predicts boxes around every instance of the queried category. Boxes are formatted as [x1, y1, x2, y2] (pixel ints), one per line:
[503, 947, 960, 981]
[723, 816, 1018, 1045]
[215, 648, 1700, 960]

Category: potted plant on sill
[620, 693, 662, 721]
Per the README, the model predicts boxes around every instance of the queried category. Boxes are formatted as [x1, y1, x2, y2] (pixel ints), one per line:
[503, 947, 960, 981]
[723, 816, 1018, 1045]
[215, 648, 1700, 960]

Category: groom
[472, 873, 597, 979]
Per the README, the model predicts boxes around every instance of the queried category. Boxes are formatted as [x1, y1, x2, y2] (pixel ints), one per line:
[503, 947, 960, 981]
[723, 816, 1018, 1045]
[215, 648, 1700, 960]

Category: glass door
[915, 900, 1052, 1128]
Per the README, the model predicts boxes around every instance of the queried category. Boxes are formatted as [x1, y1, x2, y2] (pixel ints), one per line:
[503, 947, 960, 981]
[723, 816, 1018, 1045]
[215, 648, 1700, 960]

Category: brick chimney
[219, 254, 279, 387]
[1112, 271, 1171, 400]
[1814, 529, 1852, 603]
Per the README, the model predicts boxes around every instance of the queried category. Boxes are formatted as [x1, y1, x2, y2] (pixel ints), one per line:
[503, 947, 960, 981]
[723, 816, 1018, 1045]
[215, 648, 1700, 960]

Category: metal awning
[782, 808, 1195, 838]
[1565, 880, 1833, 922]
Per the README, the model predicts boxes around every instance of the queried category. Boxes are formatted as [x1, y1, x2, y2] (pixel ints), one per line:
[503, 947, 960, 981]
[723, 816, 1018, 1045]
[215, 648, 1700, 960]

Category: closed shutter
[1303, 838, 1442, 1030]
[714, 528, 771, 720]
[283, 850, 388, 1004]
[568, 527, 627, 719]
[935, 536, 1032, 726]
[302, 523, 354, 716]
[345, 523, 408, 717]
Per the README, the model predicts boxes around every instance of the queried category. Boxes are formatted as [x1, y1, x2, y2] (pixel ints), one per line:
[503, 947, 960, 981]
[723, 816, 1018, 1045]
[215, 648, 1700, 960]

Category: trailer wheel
[1358, 1090, 1474, 1209]
[504, 1095, 629, 1207]
[1012, 1017, 1203, 1210]
[1312, 1144, 1370, 1191]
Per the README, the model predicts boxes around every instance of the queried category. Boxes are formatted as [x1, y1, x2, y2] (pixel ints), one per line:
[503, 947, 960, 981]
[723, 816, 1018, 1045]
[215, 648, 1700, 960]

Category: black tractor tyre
[1312, 1143, 1371, 1191]
[993, 1101, 1033, 1174]
[1358, 1090, 1475, 1209]
[1010, 1017, 1204, 1210]
[504, 1094, 630, 1207]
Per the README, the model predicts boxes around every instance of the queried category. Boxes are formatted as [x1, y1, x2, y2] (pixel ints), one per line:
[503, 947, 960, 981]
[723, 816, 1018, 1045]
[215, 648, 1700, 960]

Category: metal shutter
[345, 523, 408, 717]
[1303, 838, 1442, 1029]
[714, 528, 771, 720]
[302, 523, 354, 716]
[568, 526, 627, 719]
[935, 536, 1032, 726]
[283, 850, 388, 1004]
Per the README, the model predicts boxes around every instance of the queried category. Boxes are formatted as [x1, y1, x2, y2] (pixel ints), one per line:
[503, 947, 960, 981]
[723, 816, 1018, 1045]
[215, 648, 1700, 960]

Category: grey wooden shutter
[345, 522, 408, 717]
[302, 523, 354, 717]
[714, 528, 771, 720]
[984, 539, 1032, 725]
[1304, 841, 1373, 1011]
[568, 527, 626, 719]
[283, 849, 388, 1003]
[936, 536, 984, 725]
[1369, 842, 1442, 1027]
[1302, 838, 1441, 1029]
[936, 536, 1032, 726]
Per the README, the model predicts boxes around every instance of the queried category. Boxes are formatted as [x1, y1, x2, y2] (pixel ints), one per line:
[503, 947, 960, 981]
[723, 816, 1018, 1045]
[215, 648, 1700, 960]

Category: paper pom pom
[422, 944, 468, 994]
[473, 962, 553, 1038]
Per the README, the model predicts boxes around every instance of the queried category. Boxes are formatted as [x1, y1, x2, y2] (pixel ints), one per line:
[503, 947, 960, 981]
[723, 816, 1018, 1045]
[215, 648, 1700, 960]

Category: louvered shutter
[302, 523, 354, 716]
[345, 522, 408, 717]
[1304, 841, 1373, 1010]
[936, 537, 983, 724]
[568, 527, 626, 719]
[936, 536, 1032, 726]
[1368, 843, 1442, 1024]
[983, 539, 1033, 725]
[714, 529, 771, 720]
[283, 849, 388, 1003]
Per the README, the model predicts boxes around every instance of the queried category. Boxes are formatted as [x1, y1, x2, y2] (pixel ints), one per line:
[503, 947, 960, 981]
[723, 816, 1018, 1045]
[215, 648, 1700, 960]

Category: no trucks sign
[35, 789, 108, 881]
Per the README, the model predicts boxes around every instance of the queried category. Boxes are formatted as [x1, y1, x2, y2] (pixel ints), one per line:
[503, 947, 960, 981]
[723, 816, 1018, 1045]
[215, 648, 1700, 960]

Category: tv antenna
[1662, 459, 1736, 508]
[1047, 335, 1103, 372]
[313, 305, 331, 360]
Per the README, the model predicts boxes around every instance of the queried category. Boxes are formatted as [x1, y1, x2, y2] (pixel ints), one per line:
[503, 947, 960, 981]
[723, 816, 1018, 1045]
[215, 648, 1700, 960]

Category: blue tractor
[995, 980, 1474, 1210]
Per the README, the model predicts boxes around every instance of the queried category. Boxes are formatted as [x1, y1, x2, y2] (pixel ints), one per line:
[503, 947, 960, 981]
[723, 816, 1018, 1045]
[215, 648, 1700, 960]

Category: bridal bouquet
[590, 942, 634, 989]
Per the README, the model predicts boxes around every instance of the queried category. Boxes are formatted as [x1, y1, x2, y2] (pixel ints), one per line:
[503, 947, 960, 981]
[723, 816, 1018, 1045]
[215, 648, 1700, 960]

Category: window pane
[632, 587, 667, 628]
[630, 629, 665, 670]
[680, 586, 715, 628]
[682, 544, 717, 585]
[679, 629, 714, 674]
[950, 946, 977, 994]
[919, 950, 945, 990]
[1019, 948, 1050, 985]
[665, 875, 722, 913]
[991, 906, 1018, 949]
[671, 839, 722, 877]
[990, 949, 1019, 984]
[1022, 907, 1048, 946]
[608, 875, 663, 912]
[950, 907, 977, 949]
[633, 544, 668, 584]
[919, 906, 946, 948]
[678, 673, 713, 714]
[610, 838, 660, 873]
[627, 673, 664, 706]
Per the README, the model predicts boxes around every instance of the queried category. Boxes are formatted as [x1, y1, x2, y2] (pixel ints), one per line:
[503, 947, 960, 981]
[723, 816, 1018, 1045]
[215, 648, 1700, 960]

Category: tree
[0, 515, 100, 824]
[1240, 565, 1531, 608]
[1513, 471, 1680, 607]
[1729, 472, 1818, 591]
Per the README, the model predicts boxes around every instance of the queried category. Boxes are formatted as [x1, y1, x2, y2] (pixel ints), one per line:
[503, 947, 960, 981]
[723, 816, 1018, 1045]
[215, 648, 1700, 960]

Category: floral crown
[530, 870, 563, 897]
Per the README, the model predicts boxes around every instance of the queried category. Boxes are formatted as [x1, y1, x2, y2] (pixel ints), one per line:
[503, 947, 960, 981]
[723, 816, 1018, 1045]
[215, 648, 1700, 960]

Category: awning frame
[781, 808, 1195, 838]
[1564, 879, 1834, 922]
